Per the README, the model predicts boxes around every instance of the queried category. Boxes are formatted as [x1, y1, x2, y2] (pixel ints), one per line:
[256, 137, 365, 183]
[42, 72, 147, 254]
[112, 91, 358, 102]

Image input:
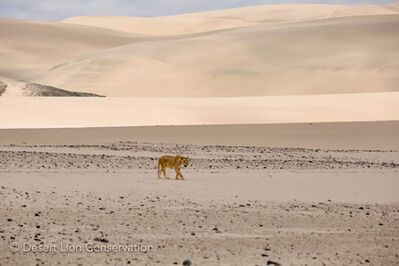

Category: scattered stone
[182, 260, 192, 266]
[93, 237, 109, 243]
[266, 260, 281, 266]
[212, 227, 221, 233]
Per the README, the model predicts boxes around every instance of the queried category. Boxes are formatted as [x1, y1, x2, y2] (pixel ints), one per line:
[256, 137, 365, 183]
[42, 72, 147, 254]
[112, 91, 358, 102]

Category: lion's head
[181, 157, 190, 167]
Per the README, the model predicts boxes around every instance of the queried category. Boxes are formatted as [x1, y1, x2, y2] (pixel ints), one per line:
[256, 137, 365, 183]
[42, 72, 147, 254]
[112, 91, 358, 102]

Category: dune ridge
[38, 14, 399, 96]
[0, 19, 137, 80]
[61, 4, 399, 36]
[1, 3, 398, 97]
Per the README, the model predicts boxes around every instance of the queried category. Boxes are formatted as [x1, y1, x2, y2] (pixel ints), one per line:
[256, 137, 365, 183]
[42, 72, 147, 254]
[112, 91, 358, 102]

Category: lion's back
[158, 155, 178, 167]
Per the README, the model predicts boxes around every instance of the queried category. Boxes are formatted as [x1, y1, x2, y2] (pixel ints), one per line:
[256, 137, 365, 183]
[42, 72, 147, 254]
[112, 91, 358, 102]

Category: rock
[182, 260, 192, 266]
[266, 260, 281, 266]
[22, 83, 104, 97]
[93, 237, 109, 243]
[0, 80, 7, 96]
[212, 227, 221, 233]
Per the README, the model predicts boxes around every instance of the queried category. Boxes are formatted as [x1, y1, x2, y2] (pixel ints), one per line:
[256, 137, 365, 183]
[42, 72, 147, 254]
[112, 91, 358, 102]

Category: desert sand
[51, 14, 399, 96]
[1, 2, 399, 265]
[0, 121, 398, 150]
[0, 136, 398, 265]
[0, 92, 398, 128]
[1, 3, 398, 96]
[61, 4, 399, 36]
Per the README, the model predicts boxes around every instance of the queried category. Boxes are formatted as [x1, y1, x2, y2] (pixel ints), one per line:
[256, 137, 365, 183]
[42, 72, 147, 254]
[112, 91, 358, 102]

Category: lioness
[158, 155, 190, 180]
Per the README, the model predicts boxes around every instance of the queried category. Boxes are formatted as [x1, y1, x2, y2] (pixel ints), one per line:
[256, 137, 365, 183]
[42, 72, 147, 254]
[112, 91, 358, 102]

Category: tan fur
[157, 155, 190, 180]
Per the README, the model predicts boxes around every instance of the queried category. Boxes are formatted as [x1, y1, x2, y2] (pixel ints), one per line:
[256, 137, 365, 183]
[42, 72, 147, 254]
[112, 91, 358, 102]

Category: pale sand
[0, 140, 398, 265]
[0, 121, 398, 150]
[0, 19, 136, 81]
[0, 92, 398, 129]
[61, 4, 399, 36]
[1, 4, 398, 96]
[39, 14, 399, 96]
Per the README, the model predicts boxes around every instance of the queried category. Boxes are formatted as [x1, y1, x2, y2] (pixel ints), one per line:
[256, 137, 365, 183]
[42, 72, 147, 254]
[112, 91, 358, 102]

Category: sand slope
[1, 4, 398, 96]
[61, 4, 399, 36]
[38, 14, 399, 96]
[0, 19, 137, 80]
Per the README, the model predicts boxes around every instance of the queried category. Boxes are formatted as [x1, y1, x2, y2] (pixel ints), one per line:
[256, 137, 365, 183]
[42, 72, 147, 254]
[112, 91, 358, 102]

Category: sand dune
[37, 14, 399, 96]
[61, 4, 399, 36]
[1, 4, 398, 96]
[0, 19, 137, 80]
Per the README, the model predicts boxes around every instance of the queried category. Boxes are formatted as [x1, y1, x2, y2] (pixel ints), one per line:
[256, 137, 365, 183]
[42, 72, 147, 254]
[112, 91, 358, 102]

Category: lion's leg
[175, 166, 180, 180]
[175, 167, 184, 180]
[162, 166, 168, 179]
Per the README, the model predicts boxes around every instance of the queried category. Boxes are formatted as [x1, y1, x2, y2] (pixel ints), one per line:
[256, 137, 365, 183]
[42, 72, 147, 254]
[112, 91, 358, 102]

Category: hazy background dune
[1, 3, 398, 97]
[0, 19, 136, 81]
[61, 4, 399, 36]
[39, 15, 399, 96]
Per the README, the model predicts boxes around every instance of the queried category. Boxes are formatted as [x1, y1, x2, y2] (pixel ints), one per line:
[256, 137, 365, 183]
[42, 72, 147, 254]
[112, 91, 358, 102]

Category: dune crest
[0, 19, 137, 81]
[61, 4, 399, 36]
[0, 4, 398, 97]
[37, 15, 399, 97]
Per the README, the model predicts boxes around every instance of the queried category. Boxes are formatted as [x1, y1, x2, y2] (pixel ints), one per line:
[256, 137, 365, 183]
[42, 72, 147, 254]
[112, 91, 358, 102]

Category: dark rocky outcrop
[0, 80, 7, 96]
[22, 83, 104, 97]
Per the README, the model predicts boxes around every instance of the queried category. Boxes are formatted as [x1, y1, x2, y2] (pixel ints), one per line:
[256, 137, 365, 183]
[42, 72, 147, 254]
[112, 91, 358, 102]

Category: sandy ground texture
[1, 93, 399, 129]
[0, 140, 398, 265]
[0, 121, 398, 150]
